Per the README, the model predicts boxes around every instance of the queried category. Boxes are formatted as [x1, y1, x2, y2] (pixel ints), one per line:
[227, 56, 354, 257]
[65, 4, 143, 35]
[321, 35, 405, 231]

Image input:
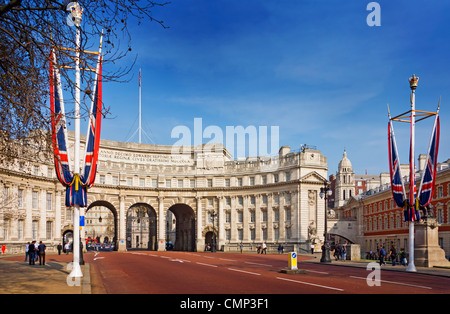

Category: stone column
[414, 218, 450, 268]
[157, 196, 166, 251]
[118, 194, 127, 251]
[195, 196, 203, 252]
[217, 195, 225, 250]
[25, 186, 32, 241]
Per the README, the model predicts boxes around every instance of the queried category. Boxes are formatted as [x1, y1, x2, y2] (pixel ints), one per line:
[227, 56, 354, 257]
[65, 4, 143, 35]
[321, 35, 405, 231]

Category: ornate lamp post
[211, 210, 217, 253]
[319, 184, 332, 263]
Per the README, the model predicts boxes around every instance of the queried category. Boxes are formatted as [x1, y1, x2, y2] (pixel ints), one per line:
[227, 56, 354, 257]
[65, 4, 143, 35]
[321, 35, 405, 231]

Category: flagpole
[139, 68, 142, 144]
[407, 75, 418, 272]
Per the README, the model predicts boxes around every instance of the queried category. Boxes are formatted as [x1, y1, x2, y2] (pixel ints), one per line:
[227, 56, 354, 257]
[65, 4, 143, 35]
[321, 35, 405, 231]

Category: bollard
[288, 252, 298, 270]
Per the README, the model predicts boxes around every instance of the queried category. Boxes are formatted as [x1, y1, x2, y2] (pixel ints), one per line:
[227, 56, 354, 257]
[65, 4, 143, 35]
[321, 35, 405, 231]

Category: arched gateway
[0, 131, 330, 254]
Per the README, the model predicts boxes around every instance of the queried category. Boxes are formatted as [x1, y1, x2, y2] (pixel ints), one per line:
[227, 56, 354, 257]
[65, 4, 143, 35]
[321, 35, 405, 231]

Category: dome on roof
[338, 150, 352, 170]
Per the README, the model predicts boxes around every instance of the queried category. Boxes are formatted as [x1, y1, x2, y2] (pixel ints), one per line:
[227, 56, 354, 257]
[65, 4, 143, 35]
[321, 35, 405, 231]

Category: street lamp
[319, 184, 333, 263]
[211, 210, 217, 253]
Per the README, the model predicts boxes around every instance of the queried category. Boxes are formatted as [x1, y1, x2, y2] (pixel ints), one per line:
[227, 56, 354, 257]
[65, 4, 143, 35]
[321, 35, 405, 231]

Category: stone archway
[168, 203, 196, 251]
[126, 203, 158, 250]
[86, 200, 119, 250]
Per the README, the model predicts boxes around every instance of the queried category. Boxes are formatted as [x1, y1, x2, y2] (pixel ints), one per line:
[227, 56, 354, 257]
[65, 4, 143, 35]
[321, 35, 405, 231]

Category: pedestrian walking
[25, 242, 30, 262]
[262, 242, 267, 254]
[34, 241, 39, 261]
[341, 243, 347, 261]
[399, 248, 407, 266]
[379, 246, 386, 266]
[65, 242, 70, 254]
[1, 244, 5, 255]
[38, 241, 46, 265]
[310, 243, 315, 254]
[239, 242, 244, 254]
[57, 243, 62, 255]
[28, 241, 36, 265]
[389, 245, 397, 266]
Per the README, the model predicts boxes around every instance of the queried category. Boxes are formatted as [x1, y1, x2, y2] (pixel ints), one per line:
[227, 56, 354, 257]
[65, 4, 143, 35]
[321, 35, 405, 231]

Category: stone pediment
[300, 171, 327, 184]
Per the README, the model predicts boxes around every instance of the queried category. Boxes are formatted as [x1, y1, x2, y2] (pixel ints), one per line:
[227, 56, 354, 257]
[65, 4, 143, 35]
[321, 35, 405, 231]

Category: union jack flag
[418, 115, 440, 207]
[388, 121, 406, 208]
[50, 50, 73, 186]
[49, 49, 103, 207]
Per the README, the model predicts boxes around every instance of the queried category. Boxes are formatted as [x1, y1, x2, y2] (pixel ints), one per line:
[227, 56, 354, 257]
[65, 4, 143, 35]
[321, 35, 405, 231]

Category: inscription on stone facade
[99, 149, 194, 165]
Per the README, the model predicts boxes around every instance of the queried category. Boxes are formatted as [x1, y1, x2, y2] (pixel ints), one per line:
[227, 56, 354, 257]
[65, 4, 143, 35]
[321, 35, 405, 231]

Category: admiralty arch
[0, 132, 330, 254]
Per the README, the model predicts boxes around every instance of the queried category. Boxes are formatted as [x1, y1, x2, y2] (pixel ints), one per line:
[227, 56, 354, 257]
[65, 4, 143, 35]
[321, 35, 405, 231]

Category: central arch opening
[86, 201, 118, 251]
[167, 204, 196, 251]
[126, 203, 157, 250]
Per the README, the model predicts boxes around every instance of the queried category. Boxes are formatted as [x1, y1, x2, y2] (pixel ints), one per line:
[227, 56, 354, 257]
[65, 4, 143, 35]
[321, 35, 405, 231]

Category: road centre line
[219, 258, 237, 262]
[303, 269, 329, 275]
[196, 262, 218, 267]
[349, 276, 432, 289]
[276, 277, 344, 292]
[228, 268, 261, 276]
[245, 262, 272, 267]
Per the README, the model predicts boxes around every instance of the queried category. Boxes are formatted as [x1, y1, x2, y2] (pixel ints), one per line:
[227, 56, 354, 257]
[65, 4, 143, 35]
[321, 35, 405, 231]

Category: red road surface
[84, 251, 450, 294]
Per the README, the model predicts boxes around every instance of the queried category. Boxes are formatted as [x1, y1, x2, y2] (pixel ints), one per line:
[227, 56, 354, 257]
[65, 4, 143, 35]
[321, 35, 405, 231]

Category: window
[274, 174, 279, 183]
[140, 178, 145, 187]
[178, 179, 184, 188]
[285, 208, 291, 221]
[250, 210, 255, 223]
[225, 179, 230, 187]
[226, 211, 231, 223]
[262, 210, 267, 222]
[100, 175, 105, 184]
[262, 195, 268, 205]
[285, 172, 291, 181]
[237, 178, 243, 187]
[166, 179, 171, 188]
[262, 175, 267, 185]
[208, 198, 213, 207]
[32, 220, 38, 239]
[46, 221, 53, 239]
[274, 209, 279, 222]
[250, 196, 255, 206]
[152, 179, 158, 188]
[238, 229, 243, 241]
[207, 179, 213, 188]
[285, 193, 291, 204]
[18, 220, 24, 240]
[274, 194, 279, 204]
[46, 193, 52, 211]
[18, 189, 23, 208]
[249, 177, 255, 186]
[250, 228, 255, 241]
[226, 197, 231, 207]
[190, 179, 195, 188]
[238, 211, 243, 223]
[127, 177, 133, 186]
[32, 191, 38, 209]
[238, 197, 243, 206]
[112, 176, 119, 185]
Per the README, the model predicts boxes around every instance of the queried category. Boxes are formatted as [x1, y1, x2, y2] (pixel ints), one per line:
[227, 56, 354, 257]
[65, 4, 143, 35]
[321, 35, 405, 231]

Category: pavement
[0, 252, 91, 294]
[0, 251, 449, 294]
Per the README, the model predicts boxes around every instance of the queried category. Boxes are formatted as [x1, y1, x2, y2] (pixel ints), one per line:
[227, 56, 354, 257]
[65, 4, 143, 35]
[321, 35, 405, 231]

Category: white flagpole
[406, 75, 418, 272]
[139, 68, 142, 144]
[70, 22, 83, 278]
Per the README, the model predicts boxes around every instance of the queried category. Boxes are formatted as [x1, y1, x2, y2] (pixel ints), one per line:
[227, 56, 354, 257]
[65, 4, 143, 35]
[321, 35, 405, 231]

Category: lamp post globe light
[319, 184, 333, 263]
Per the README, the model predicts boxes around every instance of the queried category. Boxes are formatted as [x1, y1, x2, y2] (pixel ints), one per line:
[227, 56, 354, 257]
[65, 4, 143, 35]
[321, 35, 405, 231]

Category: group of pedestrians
[25, 241, 47, 265]
[377, 245, 407, 267]
[333, 243, 347, 261]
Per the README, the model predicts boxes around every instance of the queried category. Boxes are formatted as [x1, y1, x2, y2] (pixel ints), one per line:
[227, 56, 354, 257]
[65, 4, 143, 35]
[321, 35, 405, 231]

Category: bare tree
[0, 0, 169, 161]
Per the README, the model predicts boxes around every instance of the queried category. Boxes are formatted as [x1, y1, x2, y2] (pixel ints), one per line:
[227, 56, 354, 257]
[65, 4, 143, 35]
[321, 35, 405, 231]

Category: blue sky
[96, 0, 450, 176]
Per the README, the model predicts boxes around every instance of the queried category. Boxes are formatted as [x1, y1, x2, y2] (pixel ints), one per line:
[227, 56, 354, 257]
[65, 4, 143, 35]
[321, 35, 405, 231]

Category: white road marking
[349, 276, 432, 290]
[196, 262, 218, 267]
[245, 262, 272, 267]
[276, 277, 344, 292]
[228, 268, 261, 276]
